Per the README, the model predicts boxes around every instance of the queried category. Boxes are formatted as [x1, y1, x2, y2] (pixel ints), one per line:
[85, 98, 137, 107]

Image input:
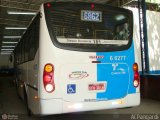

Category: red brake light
[43, 63, 55, 93]
[44, 75, 52, 83]
[134, 71, 139, 80]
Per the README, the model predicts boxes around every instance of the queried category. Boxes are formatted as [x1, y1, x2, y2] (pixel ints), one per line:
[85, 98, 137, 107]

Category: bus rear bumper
[39, 93, 140, 115]
[62, 93, 140, 113]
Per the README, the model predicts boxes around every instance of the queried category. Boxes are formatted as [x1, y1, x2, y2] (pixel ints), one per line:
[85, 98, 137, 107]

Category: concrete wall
[0, 55, 13, 68]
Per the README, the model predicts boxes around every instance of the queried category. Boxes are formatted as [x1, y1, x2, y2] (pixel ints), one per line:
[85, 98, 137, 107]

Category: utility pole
[138, 0, 149, 75]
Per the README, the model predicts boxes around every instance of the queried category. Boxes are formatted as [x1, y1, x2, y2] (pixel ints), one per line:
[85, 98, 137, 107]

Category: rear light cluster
[43, 63, 55, 93]
[133, 63, 140, 88]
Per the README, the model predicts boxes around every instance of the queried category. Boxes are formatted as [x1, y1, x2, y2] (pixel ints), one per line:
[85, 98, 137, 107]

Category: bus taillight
[43, 63, 55, 93]
[91, 3, 95, 10]
[133, 63, 140, 88]
[133, 63, 138, 71]
[47, 3, 51, 8]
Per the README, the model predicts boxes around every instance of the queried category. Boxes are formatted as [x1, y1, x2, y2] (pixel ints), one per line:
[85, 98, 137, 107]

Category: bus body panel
[37, 4, 140, 114]
[16, 63, 28, 100]
[14, 3, 140, 115]
[27, 52, 40, 114]
[128, 8, 140, 93]
[128, 7, 142, 73]
[38, 19, 139, 114]
[15, 52, 40, 114]
[62, 93, 140, 113]
[97, 44, 136, 98]
[39, 93, 140, 115]
[39, 43, 136, 100]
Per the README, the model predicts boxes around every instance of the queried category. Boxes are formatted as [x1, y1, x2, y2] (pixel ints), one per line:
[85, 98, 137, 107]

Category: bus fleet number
[110, 56, 126, 61]
[84, 12, 100, 21]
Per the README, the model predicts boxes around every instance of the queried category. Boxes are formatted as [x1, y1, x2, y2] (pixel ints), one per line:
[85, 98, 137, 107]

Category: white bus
[14, 2, 140, 115]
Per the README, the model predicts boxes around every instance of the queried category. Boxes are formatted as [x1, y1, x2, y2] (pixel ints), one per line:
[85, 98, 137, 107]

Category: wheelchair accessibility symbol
[67, 84, 76, 94]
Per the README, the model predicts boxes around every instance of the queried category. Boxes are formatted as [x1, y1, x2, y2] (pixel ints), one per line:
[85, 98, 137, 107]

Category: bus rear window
[44, 2, 133, 52]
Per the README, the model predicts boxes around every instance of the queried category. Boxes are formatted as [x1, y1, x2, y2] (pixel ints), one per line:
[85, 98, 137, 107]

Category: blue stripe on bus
[96, 43, 136, 100]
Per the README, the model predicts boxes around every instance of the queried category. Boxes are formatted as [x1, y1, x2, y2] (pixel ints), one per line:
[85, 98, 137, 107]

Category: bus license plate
[88, 83, 105, 91]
